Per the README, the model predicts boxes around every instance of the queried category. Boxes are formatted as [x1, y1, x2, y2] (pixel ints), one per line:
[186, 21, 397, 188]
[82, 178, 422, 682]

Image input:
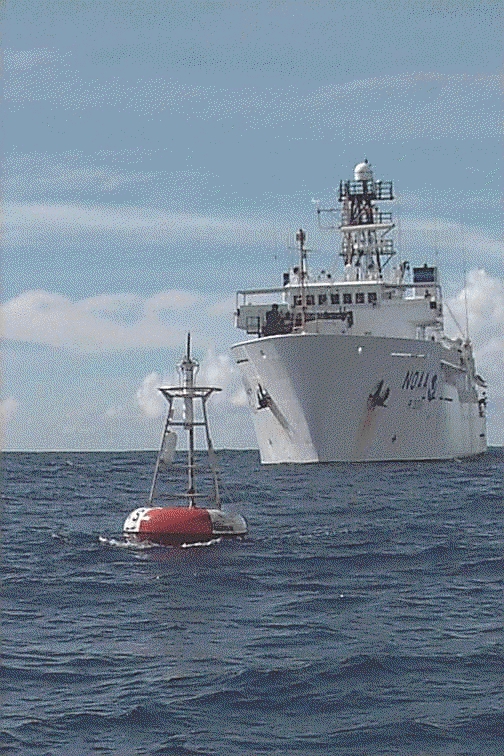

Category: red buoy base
[123, 506, 247, 545]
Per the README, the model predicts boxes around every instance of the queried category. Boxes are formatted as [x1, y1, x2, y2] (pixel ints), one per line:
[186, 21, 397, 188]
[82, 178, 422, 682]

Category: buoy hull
[123, 506, 247, 545]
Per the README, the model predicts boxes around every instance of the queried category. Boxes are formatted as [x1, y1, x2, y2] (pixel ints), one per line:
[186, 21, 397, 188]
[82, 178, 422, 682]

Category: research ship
[231, 160, 487, 463]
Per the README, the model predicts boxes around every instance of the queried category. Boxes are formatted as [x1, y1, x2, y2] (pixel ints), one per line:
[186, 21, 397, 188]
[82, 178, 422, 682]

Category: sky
[2, 0, 503, 450]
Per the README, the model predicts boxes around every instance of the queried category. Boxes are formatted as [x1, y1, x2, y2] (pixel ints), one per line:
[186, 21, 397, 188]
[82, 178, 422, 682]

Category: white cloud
[309, 73, 501, 140]
[136, 372, 166, 419]
[197, 350, 248, 414]
[4, 48, 62, 72]
[144, 290, 199, 313]
[207, 295, 236, 317]
[6, 155, 157, 199]
[4, 202, 281, 248]
[446, 270, 504, 445]
[5, 150, 220, 213]
[104, 405, 125, 419]
[1, 289, 207, 352]
[8, 201, 501, 278]
[230, 386, 248, 407]
[0, 397, 19, 427]
[446, 269, 504, 342]
[5, 49, 500, 140]
[198, 351, 235, 399]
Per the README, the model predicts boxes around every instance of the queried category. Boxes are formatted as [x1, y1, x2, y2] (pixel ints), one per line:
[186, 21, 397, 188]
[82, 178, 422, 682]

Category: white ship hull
[232, 333, 487, 464]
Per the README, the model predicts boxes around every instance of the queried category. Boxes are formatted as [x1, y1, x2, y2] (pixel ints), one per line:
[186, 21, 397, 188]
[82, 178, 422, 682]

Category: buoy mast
[148, 333, 221, 509]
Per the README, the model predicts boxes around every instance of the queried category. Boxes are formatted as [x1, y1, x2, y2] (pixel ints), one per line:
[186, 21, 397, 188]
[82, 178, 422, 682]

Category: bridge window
[318, 293, 327, 305]
[331, 293, 340, 305]
[356, 292, 365, 304]
[368, 292, 377, 304]
[343, 293, 352, 305]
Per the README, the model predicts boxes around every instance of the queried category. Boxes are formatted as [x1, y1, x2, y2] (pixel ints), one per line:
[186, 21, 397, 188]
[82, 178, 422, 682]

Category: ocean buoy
[123, 333, 247, 546]
[124, 506, 247, 545]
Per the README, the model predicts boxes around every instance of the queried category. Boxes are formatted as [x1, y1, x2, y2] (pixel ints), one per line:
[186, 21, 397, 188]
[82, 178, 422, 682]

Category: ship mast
[317, 160, 396, 280]
[338, 159, 395, 280]
[296, 228, 308, 331]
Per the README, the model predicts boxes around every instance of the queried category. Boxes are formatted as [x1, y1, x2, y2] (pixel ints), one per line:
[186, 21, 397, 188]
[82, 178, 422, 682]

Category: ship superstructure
[231, 161, 487, 463]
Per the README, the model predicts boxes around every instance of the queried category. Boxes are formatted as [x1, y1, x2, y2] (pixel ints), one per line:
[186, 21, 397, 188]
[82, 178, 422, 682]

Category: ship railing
[342, 211, 393, 226]
[374, 211, 393, 223]
[236, 287, 287, 308]
[377, 239, 394, 253]
[382, 283, 443, 303]
[339, 180, 394, 201]
[245, 309, 355, 336]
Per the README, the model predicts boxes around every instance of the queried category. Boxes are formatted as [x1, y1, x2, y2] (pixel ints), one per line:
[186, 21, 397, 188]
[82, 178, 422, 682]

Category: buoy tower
[123, 334, 247, 545]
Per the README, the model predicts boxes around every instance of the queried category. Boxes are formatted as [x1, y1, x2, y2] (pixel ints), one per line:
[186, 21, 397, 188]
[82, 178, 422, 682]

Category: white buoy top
[354, 159, 374, 182]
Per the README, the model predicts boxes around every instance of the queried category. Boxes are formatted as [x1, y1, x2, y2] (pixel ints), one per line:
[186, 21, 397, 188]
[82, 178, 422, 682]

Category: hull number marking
[402, 370, 437, 401]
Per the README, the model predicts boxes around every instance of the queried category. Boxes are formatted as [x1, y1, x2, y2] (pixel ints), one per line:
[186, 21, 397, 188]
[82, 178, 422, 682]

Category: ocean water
[3, 448, 504, 756]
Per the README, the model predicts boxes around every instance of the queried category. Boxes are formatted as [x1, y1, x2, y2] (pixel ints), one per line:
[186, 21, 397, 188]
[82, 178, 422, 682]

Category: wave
[98, 535, 161, 549]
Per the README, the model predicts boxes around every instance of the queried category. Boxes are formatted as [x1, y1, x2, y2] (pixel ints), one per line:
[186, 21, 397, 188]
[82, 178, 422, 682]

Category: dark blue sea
[3, 449, 504, 756]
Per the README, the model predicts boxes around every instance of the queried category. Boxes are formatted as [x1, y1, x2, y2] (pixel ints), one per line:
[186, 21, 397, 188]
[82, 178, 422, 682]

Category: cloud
[446, 269, 504, 342]
[198, 351, 235, 398]
[8, 200, 502, 275]
[465, 270, 503, 336]
[207, 295, 236, 317]
[229, 386, 248, 407]
[144, 291, 200, 313]
[136, 372, 166, 418]
[194, 349, 247, 411]
[4, 202, 281, 249]
[4, 48, 63, 72]
[1, 289, 204, 352]
[308, 73, 501, 140]
[103, 404, 128, 420]
[4, 150, 214, 207]
[446, 270, 504, 444]
[5, 49, 501, 140]
[0, 397, 19, 427]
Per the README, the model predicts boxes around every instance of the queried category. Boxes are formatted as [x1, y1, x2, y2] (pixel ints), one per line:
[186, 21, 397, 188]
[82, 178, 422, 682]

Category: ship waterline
[231, 160, 487, 463]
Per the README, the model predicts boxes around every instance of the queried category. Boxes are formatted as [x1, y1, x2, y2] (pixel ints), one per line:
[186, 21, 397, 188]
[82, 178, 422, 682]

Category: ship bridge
[236, 266, 443, 341]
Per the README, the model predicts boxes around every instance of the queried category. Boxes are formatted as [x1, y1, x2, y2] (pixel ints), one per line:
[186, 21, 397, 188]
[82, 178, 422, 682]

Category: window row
[293, 292, 378, 306]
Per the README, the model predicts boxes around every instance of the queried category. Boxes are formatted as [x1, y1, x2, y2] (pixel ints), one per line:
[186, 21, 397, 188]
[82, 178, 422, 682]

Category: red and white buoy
[124, 506, 247, 545]
[123, 334, 247, 545]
